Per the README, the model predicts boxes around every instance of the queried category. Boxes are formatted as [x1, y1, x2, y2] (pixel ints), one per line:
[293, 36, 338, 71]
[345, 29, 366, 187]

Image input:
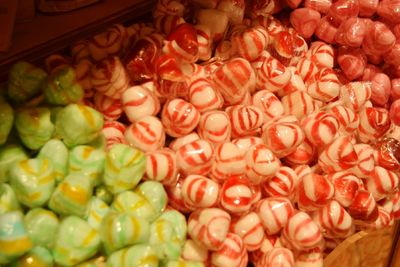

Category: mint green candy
[0, 144, 29, 183]
[158, 210, 187, 244]
[75, 256, 106, 267]
[10, 158, 55, 208]
[43, 67, 84, 105]
[87, 134, 106, 151]
[38, 139, 69, 183]
[69, 145, 105, 187]
[49, 174, 92, 217]
[135, 181, 168, 218]
[100, 211, 150, 254]
[7, 61, 47, 103]
[55, 104, 103, 148]
[24, 208, 59, 249]
[111, 191, 156, 222]
[86, 197, 109, 230]
[0, 99, 14, 145]
[53, 216, 100, 266]
[0, 184, 20, 215]
[165, 260, 205, 267]
[15, 107, 55, 150]
[104, 144, 146, 194]
[107, 244, 158, 267]
[149, 217, 182, 261]
[94, 185, 113, 205]
[12, 246, 54, 267]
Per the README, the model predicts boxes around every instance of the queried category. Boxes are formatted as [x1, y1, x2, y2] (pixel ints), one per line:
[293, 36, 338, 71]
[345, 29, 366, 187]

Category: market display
[1, 0, 400, 266]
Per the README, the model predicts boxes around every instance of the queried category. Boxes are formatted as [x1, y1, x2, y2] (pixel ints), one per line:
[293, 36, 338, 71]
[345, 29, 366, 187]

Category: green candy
[49, 174, 92, 217]
[149, 217, 182, 261]
[43, 67, 84, 105]
[86, 197, 109, 230]
[0, 184, 20, 214]
[0, 211, 33, 262]
[94, 185, 113, 205]
[107, 244, 158, 267]
[135, 181, 168, 218]
[165, 260, 205, 267]
[38, 139, 69, 183]
[0, 99, 14, 145]
[100, 211, 150, 254]
[158, 210, 187, 244]
[24, 208, 59, 249]
[69, 145, 105, 187]
[75, 256, 106, 267]
[15, 107, 55, 150]
[12, 246, 54, 267]
[111, 191, 156, 222]
[104, 144, 146, 194]
[87, 134, 106, 151]
[7, 61, 47, 103]
[0, 143, 29, 183]
[10, 158, 55, 208]
[55, 104, 103, 148]
[53, 216, 100, 266]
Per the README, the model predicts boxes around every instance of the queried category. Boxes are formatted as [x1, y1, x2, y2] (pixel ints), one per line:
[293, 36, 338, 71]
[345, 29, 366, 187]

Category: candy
[211, 233, 248, 267]
[245, 144, 281, 184]
[301, 111, 339, 147]
[255, 54, 291, 93]
[0, 211, 32, 262]
[220, 176, 254, 214]
[103, 144, 146, 194]
[295, 249, 324, 267]
[188, 78, 224, 113]
[296, 58, 319, 82]
[182, 175, 220, 209]
[358, 107, 391, 143]
[107, 244, 158, 267]
[163, 23, 199, 63]
[100, 211, 150, 254]
[297, 173, 335, 211]
[251, 90, 284, 122]
[256, 197, 295, 235]
[350, 143, 375, 177]
[366, 166, 399, 200]
[7, 61, 47, 103]
[122, 85, 160, 123]
[232, 137, 264, 157]
[125, 115, 166, 152]
[166, 177, 193, 213]
[0, 184, 20, 214]
[146, 149, 178, 185]
[263, 166, 298, 198]
[136, 181, 168, 216]
[217, 0, 245, 24]
[290, 8, 321, 38]
[111, 191, 157, 222]
[304, 0, 332, 13]
[305, 67, 340, 102]
[93, 92, 123, 121]
[24, 208, 59, 248]
[278, 67, 307, 97]
[15, 107, 54, 150]
[374, 138, 400, 171]
[188, 208, 231, 250]
[197, 111, 231, 145]
[256, 247, 295, 267]
[335, 18, 367, 47]
[0, 144, 28, 183]
[282, 211, 323, 251]
[370, 73, 391, 106]
[176, 139, 214, 176]
[329, 105, 359, 135]
[226, 105, 263, 138]
[211, 142, 246, 181]
[390, 99, 400, 126]
[182, 239, 209, 263]
[10, 158, 55, 208]
[362, 22, 396, 56]
[102, 121, 127, 150]
[38, 139, 68, 182]
[281, 91, 320, 119]
[13, 246, 54, 267]
[55, 104, 103, 148]
[86, 197, 110, 230]
[231, 212, 265, 251]
[232, 25, 269, 61]
[53, 216, 100, 266]
[284, 139, 316, 166]
[0, 99, 13, 145]
[348, 190, 379, 222]
[359, 0, 378, 16]
[327, 171, 362, 207]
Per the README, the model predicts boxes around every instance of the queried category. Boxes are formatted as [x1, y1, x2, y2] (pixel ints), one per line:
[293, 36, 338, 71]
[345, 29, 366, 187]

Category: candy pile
[1, 0, 400, 266]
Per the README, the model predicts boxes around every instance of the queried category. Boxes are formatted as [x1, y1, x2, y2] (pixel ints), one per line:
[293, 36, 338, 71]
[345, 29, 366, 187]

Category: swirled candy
[43, 67, 84, 105]
[55, 104, 103, 148]
[227, 105, 263, 138]
[53, 216, 100, 266]
[0, 184, 20, 214]
[49, 174, 92, 217]
[69, 145, 105, 187]
[301, 111, 339, 147]
[188, 78, 223, 113]
[15, 108, 55, 150]
[146, 149, 178, 186]
[245, 144, 281, 184]
[262, 167, 298, 198]
[12, 246, 54, 267]
[165, 260, 205, 267]
[231, 212, 265, 251]
[7, 61, 47, 103]
[176, 139, 214, 176]
[366, 166, 399, 201]
[198, 111, 231, 145]
[0, 99, 14, 145]
[136, 181, 168, 214]
[256, 247, 295, 267]
[0, 144, 28, 183]
[220, 176, 254, 215]
[107, 244, 158, 267]
[297, 173, 335, 211]
[182, 239, 209, 264]
[86, 197, 110, 230]
[211, 233, 248, 267]
[210, 142, 246, 182]
[111, 190, 155, 221]
[282, 91, 320, 119]
[24, 208, 59, 248]
[182, 175, 220, 209]
[0, 211, 32, 262]
[104, 144, 146, 194]
[10, 158, 55, 208]
[100, 211, 150, 254]
[327, 171, 362, 207]
[38, 139, 68, 182]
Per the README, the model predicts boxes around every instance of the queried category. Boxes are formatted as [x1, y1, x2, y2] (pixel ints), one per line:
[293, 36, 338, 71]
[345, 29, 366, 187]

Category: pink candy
[358, 107, 391, 143]
[337, 47, 367, 81]
[290, 8, 321, 39]
[348, 189, 379, 222]
[362, 21, 396, 56]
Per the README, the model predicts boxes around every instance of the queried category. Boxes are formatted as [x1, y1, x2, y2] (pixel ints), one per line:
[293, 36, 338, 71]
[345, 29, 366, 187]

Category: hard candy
[24, 208, 59, 248]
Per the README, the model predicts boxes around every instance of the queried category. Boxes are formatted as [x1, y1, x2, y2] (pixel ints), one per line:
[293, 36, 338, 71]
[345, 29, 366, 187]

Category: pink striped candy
[188, 207, 231, 251]
[93, 92, 123, 121]
[198, 111, 231, 145]
[365, 206, 394, 230]
[282, 211, 323, 251]
[102, 121, 127, 150]
[290, 8, 321, 39]
[156, 53, 193, 82]
[169, 132, 200, 151]
[231, 212, 265, 251]
[256, 197, 295, 235]
[335, 18, 367, 47]
[348, 190, 379, 222]
[211, 233, 248, 267]
[250, 235, 282, 264]
[232, 137, 264, 157]
[315, 200, 354, 238]
[166, 176, 193, 213]
[161, 98, 200, 137]
[145, 148, 178, 186]
[337, 47, 367, 81]
[351, 143, 375, 178]
[281, 91, 321, 119]
[245, 144, 281, 184]
[262, 166, 298, 198]
[284, 139, 316, 166]
[232, 25, 269, 61]
[339, 82, 372, 111]
[315, 16, 338, 44]
[262, 119, 305, 158]
[210, 142, 246, 182]
[271, 30, 308, 66]
[297, 173, 335, 211]
[329, 105, 360, 135]
[226, 105, 263, 138]
[294, 164, 313, 179]
[91, 56, 130, 99]
[374, 138, 400, 171]
[304, 0, 332, 14]
[327, 171, 362, 207]
[212, 57, 256, 104]
[318, 136, 358, 173]
[256, 248, 295, 267]
[278, 67, 307, 97]
[182, 175, 220, 208]
[358, 107, 391, 143]
[220, 176, 254, 214]
[251, 90, 284, 122]
[71, 40, 90, 63]
[305, 68, 340, 102]
[176, 139, 214, 176]
[125, 115, 166, 152]
[296, 58, 319, 83]
[122, 85, 161, 123]
[256, 55, 292, 92]
[362, 21, 396, 56]
[301, 111, 339, 147]
[366, 166, 399, 200]
[306, 41, 335, 68]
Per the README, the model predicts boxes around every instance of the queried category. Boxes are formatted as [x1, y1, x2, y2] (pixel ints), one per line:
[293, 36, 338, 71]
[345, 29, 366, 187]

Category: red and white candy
[357, 106, 391, 143]
[211, 142, 246, 182]
[232, 137, 264, 157]
[93, 92, 123, 121]
[329, 105, 360, 135]
[297, 173, 335, 211]
[251, 90, 284, 122]
[327, 171, 362, 207]
[263, 166, 298, 198]
[231, 212, 265, 251]
[348, 189, 379, 222]
[307, 41, 334, 68]
[351, 143, 375, 178]
[284, 139, 316, 166]
[102, 121, 127, 150]
[198, 111, 231, 145]
[220, 176, 254, 214]
[255, 54, 292, 92]
[305, 67, 340, 102]
[339, 81, 372, 111]
[182, 239, 210, 264]
[176, 139, 214, 175]
[188, 78, 224, 113]
[226, 105, 264, 138]
[281, 91, 321, 119]
[366, 166, 399, 200]
[245, 144, 281, 184]
[301, 111, 339, 147]
[211, 233, 248, 267]
[145, 148, 178, 186]
[256, 247, 295, 267]
[182, 174, 220, 208]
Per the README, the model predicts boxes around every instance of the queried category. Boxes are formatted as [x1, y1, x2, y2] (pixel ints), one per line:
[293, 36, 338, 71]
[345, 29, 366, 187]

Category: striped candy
[245, 144, 281, 184]
[231, 212, 265, 251]
[169, 132, 200, 151]
[220, 176, 254, 214]
[176, 139, 214, 175]
[211, 233, 248, 267]
[188, 78, 224, 113]
[125, 116, 165, 152]
[296, 58, 319, 82]
[232, 137, 264, 157]
[366, 166, 399, 200]
[227, 105, 264, 138]
[198, 111, 231, 145]
[166, 176, 193, 213]
[301, 111, 339, 147]
[122, 85, 160, 123]
[297, 173, 335, 211]
[232, 25, 269, 61]
[196, 25, 212, 61]
[153, 14, 185, 35]
[278, 66, 307, 97]
[327, 171, 362, 207]
[102, 121, 127, 151]
[145, 149, 178, 186]
[256, 54, 291, 92]
[251, 90, 284, 122]
[351, 143, 375, 178]
[262, 166, 298, 198]
[284, 139, 316, 166]
[358, 107, 391, 143]
[339, 82, 372, 111]
[256, 248, 295, 267]
[93, 92, 123, 121]
[348, 190, 379, 222]
[306, 41, 334, 68]
[281, 91, 320, 119]
[163, 23, 199, 63]
[305, 67, 340, 102]
[210, 142, 246, 182]
[329, 105, 360, 135]
[182, 175, 220, 208]
[182, 239, 209, 264]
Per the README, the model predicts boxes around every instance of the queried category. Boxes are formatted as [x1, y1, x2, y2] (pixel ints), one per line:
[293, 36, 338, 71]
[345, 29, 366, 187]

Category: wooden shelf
[0, 0, 155, 80]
